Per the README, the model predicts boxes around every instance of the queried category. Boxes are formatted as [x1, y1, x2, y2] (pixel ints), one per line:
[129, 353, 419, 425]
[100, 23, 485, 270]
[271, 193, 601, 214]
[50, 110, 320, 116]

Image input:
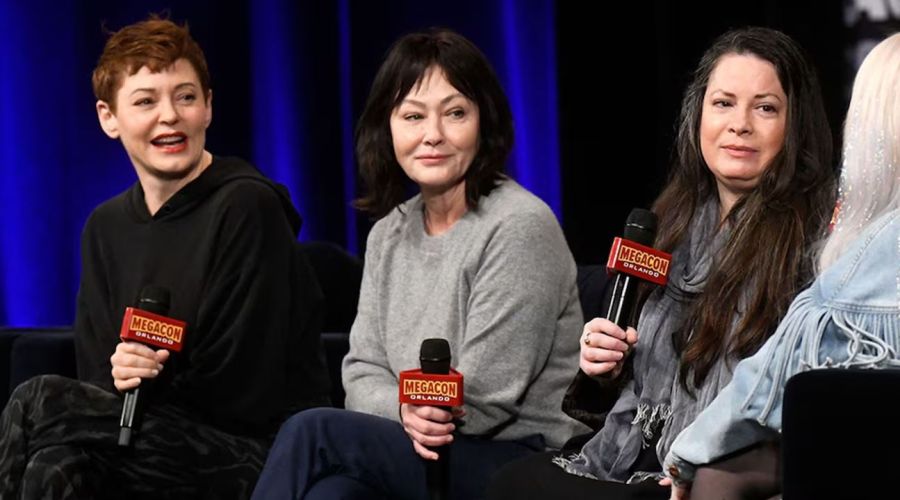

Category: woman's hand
[400, 403, 466, 460]
[580, 318, 637, 378]
[659, 477, 690, 500]
[110, 341, 170, 392]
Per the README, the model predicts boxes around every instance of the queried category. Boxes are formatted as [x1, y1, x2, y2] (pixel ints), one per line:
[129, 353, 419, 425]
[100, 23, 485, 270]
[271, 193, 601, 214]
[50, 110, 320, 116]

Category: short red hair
[92, 15, 210, 111]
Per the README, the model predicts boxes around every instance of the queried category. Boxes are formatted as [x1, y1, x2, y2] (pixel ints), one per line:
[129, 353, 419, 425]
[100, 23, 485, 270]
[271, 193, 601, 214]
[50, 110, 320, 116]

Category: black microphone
[605, 209, 659, 329]
[420, 338, 451, 500]
[118, 285, 171, 447]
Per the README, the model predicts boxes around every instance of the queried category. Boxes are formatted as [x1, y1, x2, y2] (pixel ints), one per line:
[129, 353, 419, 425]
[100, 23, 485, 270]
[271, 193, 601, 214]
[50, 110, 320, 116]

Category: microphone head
[623, 208, 658, 247]
[420, 338, 451, 375]
[137, 285, 171, 315]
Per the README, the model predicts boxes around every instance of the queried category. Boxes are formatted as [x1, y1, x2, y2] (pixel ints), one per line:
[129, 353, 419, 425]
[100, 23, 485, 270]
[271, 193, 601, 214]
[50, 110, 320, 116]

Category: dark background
[3, 0, 890, 326]
[559, 1, 852, 265]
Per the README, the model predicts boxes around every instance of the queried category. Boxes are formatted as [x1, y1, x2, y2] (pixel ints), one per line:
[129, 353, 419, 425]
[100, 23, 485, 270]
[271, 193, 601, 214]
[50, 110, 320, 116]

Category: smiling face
[700, 53, 787, 211]
[389, 66, 480, 198]
[96, 58, 212, 183]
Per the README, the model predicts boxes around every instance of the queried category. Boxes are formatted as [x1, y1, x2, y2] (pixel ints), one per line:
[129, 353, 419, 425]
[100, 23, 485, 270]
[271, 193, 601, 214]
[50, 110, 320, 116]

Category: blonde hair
[819, 33, 900, 270]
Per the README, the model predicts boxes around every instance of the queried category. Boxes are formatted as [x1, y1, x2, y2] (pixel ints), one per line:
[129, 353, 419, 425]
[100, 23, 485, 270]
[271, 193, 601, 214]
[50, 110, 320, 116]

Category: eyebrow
[128, 82, 198, 97]
[709, 89, 784, 103]
[400, 93, 466, 107]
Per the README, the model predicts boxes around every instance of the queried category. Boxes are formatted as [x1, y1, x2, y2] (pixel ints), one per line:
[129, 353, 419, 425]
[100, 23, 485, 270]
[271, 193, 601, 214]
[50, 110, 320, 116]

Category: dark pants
[251, 408, 542, 500]
[690, 442, 780, 500]
[0, 375, 270, 500]
[485, 451, 668, 500]
[487, 445, 781, 500]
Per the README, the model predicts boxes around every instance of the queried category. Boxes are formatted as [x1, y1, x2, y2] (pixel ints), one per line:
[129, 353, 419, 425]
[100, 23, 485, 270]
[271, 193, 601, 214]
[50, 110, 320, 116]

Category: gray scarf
[557, 199, 742, 482]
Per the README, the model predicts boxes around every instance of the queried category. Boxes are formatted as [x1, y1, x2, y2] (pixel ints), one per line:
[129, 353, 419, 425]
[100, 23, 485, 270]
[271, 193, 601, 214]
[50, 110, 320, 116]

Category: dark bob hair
[354, 28, 514, 217]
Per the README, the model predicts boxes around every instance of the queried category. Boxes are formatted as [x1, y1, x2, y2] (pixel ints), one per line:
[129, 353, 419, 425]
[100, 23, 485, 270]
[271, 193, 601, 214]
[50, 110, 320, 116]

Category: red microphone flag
[119, 307, 187, 352]
[399, 369, 464, 406]
[606, 237, 673, 286]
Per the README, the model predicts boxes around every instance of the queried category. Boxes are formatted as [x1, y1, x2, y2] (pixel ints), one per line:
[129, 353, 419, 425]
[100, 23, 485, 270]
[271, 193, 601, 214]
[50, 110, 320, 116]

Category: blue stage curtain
[0, 0, 560, 326]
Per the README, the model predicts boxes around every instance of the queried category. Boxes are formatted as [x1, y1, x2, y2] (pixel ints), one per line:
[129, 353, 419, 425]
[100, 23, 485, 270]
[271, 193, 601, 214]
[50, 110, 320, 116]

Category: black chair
[0, 327, 77, 408]
[0, 328, 27, 408]
[297, 241, 363, 335]
[8, 328, 76, 391]
[782, 368, 900, 499]
[576, 264, 610, 322]
[297, 241, 363, 408]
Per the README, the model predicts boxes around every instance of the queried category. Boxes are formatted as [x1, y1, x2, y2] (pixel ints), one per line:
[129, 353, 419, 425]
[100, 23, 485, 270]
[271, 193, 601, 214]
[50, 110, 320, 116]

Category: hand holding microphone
[399, 339, 465, 500]
[399, 339, 465, 460]
[580, 318, 637, 378]
[115, 285, 187, 447]
[581, 209, 671, 379]
[110, 342, 169, 391]
[400, 401, 464, 460]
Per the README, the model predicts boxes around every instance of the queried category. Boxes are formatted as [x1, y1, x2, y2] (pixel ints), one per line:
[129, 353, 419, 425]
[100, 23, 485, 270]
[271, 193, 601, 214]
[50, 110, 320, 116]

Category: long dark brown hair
[653, 27, 836, 389]
[354, 28, 514, 218]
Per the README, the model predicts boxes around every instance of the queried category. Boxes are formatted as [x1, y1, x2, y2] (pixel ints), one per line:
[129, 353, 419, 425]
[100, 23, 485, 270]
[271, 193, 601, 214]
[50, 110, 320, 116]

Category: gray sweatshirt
[342, 180, 588, 449]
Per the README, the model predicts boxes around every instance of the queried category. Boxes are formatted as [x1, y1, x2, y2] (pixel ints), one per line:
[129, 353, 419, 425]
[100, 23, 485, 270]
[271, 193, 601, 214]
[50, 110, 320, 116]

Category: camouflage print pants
[0, 375, 270, 500]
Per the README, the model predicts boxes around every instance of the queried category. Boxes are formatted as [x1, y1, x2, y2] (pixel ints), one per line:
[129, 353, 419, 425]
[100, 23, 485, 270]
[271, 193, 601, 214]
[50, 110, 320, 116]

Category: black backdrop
[558, 1, 849, 264]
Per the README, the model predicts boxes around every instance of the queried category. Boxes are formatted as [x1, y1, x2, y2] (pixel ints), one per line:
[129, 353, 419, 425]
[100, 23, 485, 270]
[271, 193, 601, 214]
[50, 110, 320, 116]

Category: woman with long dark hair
[488, 26, 835, 499]
[665, 31, 900, 500]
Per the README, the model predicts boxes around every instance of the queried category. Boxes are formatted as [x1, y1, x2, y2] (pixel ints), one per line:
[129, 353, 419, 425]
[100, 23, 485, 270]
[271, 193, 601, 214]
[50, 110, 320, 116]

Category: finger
[117, 341, 160, 358]
[582, 333, 629, 352]
[402, 404, 448, 429]
[112, 366, 160, 381]
[119, 351, 164, 369]
[109, 352, 162, 370]
[582, 348, 625, 364]
[405, 426, 454, 448]
[625, 327, 639, 346]
[405, 415, 455, 437]
[155, 349, 171, 364]
[659, 477, 671, 486]
[400, 403, 414, 420]
[591, 333, 630, 352]
[451, 406, 466, 418]
[585, 317, 628, 340]
[114, 377, 142, 392]
[411, 405, 454, 423]
[112, 346, 163, 368]
[412, 440, 439, 461]
[589, 333, 631, 352]
[580, 359, 618, 377]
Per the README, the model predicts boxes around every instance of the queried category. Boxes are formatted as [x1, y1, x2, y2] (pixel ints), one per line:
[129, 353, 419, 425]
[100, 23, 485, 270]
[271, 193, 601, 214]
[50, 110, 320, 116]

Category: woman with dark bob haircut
[252, 28, 587, 499]
[488, 26, 835, 500]
[354, 28, 513, 218]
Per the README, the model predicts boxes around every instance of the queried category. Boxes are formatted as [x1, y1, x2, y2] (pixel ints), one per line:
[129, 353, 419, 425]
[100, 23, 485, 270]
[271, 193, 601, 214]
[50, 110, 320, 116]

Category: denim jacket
[664, 209, 900, 485]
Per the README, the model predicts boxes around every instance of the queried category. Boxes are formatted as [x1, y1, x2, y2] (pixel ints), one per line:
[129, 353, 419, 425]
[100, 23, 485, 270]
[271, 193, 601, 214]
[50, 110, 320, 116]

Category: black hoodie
[74, 156, 328, 437]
